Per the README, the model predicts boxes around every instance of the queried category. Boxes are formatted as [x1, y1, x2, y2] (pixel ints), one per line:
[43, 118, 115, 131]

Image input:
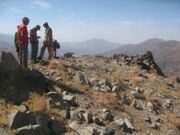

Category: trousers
[19, 45, 28, 68]
[31, 41, 38, 62]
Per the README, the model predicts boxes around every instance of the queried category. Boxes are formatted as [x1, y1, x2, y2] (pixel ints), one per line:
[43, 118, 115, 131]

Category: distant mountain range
[60, 38, 122, 55]
[0, 33, 180, 77]
[0, 33, 14, 44]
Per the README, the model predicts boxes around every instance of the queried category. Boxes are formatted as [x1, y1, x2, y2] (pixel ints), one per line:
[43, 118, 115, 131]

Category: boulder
[9, 111, 36, 129]
[0, 51, 20, 72]
[47, 119, 66, 135]
[64, 52, 74, 58]
[103, 127, 115, 135]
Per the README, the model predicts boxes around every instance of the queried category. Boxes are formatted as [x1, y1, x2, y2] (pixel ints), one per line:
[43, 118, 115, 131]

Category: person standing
[18, 17, 30, 68]
[29, 25, 41, 63]
[14, 25, 20, 59]
[53, 39, 60, 59]
[38, 22, 53, 60]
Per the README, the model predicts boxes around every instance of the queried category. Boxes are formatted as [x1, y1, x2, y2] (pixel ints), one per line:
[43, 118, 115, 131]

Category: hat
[22, 17, 30, 22]
[36, 25, 41, 30]
[43, 22, 48, 27]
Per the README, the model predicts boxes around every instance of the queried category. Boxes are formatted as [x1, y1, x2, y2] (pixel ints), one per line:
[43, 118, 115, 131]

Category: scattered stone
[65, 107, 71, 119]
[114, 119, 124, 127]
[103, 127, 115, 135]
[133, 92, 146, 100]
[71, 111, 80, 121]
[74, 72, 86, 84]
[78, 112, 85, 123]
[167, 82, 174, 88]
[176, 77, 180, 83]
[131, 99, 144, 110]
[102, 108, 109, 113]
[146, 102, 154, 112]
[94, 117, 105, 126]
[100, 85, 111, 92]
[124, 118, 135, 131]
[64, 52, 74, 58]
[54, 77, 62, 82]
[84, 112, 93, 124]
[154, 116, 161, 122]
[112, 85, 119, 92]
[150, 122, 161, 129]
[62, 95, 77, 106]
[69, 121, 80, 130]
[144, 117, 151, 123]
[162, 99, 173, 109]
[116, 118, 135, 133]
[102, 111, 114, 122]
[0, 127, 8, 135]
[89, 78, 99, 87]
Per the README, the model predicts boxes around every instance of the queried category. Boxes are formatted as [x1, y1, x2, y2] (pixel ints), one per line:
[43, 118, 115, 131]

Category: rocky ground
[0, 51, 180, 135]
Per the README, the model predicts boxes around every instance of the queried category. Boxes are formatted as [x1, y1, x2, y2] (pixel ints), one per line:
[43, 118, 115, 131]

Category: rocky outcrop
[0, 52, 51, 104]
[112, 51, 164, 76]
[0, 52, 20, 72]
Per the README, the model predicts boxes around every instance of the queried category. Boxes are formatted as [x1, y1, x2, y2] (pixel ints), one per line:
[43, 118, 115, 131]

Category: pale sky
[0, 0, 180, 43]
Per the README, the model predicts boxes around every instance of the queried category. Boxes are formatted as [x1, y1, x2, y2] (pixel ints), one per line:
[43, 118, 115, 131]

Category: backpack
[53, 40, 60, 49]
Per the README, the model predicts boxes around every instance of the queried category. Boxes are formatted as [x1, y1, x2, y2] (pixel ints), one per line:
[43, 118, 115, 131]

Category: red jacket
[18, 23, 29, 47]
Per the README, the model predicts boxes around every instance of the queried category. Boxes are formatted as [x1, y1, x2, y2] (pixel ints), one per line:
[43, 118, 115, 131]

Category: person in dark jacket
[14, 25, 20, 59]
[29, 25, 41, 63]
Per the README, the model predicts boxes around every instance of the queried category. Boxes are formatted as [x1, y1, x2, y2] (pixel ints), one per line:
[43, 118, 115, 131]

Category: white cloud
[33, 0, 50, 9]
[78, 21, 87, 26]
[173, 19, 180, 23]
[120, 21, 134, 26]
[8, 7, 26, 14]
[62, 13, 75, 22]
[119, 20, 161, 26]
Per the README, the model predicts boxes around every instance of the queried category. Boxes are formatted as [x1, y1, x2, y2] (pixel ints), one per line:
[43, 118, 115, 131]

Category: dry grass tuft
[112, 70, 124, 81]
[48, 60, 60, 69]
[157, 86, 180, 98]
[98, 73, 109, 81]
[91, 91, 119, 109]
[27, 93, 47, 112]
[131, 76, 144, 86]
[48, 109, 64, 121]
[0, 113, 8, 127]
[0, 103, 8, 127]
[144, 91, 154, 101]
[166, 113, 180, 127]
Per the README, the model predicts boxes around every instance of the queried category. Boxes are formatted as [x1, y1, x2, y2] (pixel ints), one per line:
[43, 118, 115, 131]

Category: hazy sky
[0, 0, 180, 43]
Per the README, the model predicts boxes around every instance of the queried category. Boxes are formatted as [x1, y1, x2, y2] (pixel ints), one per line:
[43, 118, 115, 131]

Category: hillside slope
[0, 51, 180, 135]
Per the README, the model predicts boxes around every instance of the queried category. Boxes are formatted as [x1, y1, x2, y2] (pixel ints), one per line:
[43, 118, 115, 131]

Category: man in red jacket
[18, 17, 30, 68]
